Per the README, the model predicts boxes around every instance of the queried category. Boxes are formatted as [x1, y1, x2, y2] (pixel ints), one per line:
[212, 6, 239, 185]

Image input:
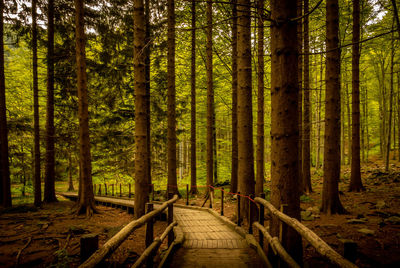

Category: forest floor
[0, 160, 399, 267]
[180, 159, 400, 267]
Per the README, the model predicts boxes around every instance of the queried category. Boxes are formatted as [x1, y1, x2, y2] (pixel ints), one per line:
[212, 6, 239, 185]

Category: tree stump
[339, 239, 357, 263]
[80, 234, 98, 263]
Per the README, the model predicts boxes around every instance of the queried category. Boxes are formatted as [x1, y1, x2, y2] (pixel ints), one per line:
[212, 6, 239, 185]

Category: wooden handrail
[79, 195, 179, 268]
[253, 222, 300, 268]
[254, 197, 358, 268]
[132, 221, 178, 268]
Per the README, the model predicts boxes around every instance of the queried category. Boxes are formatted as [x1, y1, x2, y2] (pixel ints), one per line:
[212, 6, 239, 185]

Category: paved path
[169, 207, 265, 267]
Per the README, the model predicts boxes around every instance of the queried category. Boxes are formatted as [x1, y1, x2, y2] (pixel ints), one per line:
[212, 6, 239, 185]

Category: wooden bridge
[59, 191, 357, 268]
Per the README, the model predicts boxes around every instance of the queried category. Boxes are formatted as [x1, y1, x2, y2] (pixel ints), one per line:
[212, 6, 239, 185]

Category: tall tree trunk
[213, 109, 217, 184]
[385, 28, 394, 172]
[230, 0, 238, 194]
[44, 0, 57, 203]
[349, 0, 364, 191]
[167, 0, 178, 195]
[32, 0, 41, 206]
[145, 0, 151, 195]
[390, 0, 400, 41]
[322, 0, 345, 215]
[398, 73, 400, 161]
[74, 0, 96, 216]
[0, 0, 11, 207]
[365, 85, 369, 161]
[134, 0, 150, 218]
[255, 0, 264, 197]
[206, 0, 214, 194]
[270, 0, 302, 263]
[237, 0, 254, 221]
[68, 150, 74, 191]
[346, 70, 351, 165]
[297, 0, 303, 195]
[316, 52, 323, 170]
[302, 0, 312, 194]
[190, 0, 198, 195]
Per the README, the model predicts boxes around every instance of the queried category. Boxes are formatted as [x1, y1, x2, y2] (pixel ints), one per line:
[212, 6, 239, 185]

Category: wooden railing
[252, 196, 358, 268]
[79, 195, 178, 268]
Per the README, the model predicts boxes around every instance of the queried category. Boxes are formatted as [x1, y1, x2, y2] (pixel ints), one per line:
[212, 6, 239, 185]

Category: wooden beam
[254, 197, 357, 268]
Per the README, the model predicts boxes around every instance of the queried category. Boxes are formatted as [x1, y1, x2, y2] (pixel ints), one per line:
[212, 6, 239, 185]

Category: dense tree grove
[0, 0, 399, 229]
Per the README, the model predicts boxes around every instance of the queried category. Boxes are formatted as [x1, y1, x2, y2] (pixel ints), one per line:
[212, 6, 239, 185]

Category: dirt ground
[0, 198, 168, 267]
[177, 161, 400, 267]
[1, 161, 399, 267]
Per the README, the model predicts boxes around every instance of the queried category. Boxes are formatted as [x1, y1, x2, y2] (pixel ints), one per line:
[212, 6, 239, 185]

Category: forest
[0, 0, 400, 267]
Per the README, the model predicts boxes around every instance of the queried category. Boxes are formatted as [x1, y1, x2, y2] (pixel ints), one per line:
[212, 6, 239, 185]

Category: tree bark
[297, 0, 303, 196]
[167, 0, 178, 195]
[32, 0, 41, 206]
[237, 0, 255, 221]
[134, 0, 150, 218]
[349, 0, 364, 191]
[68, 150, 74, 191]
[190, 0, 198, 195]
[44, 0, 57, 203]
[322, 0, 345, 215]
[270, 0, 302, 263]
[145, 0, 151, 195]
[206, 0, 214, 194]
[385, 28, 394, 172]
[302, 0, 312, 194]
[230, 0, 238, 194]
[0, 0, 11, 208]
[255, 0, 264, 197]
[74, 0, 96, 216]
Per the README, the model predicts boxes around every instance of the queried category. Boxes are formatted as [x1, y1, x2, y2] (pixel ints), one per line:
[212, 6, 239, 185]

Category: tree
[145, 0, 151, 192]
[0, 0, 11, 208]
[270, 0, 302, 263]
[134, 0, 150, 218]
[322, 0, 346, 215]
[44, 0, 57, 203]
[297, 0, 303, 195]
[190, 0, 198, 195]
[32, 0, 41, 206]
[255, 0, 264, 196]
[302, 0, 312, 194]
[74, 0, 96, 216]
[349, 0, 364, 191]
[167, 0, 178, 195]
[237, 0, 254, 220]
[230, 0, 238, 194]
[385, 27, 395, 172]
[206, 0, 214, 194]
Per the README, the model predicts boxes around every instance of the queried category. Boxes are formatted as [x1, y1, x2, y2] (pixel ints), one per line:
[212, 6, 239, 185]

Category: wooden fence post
[145, 203, 154, 267]
[120, 184, 122, 197]
[259, 193, 265, 248]
[152, 184, 155, 201]
[98, 184, 101, 195]
[112, 184, 114, 196]
[104, 183, 107, 196]
[237, 192, 241, 226]
[279, 204, 288, 242]
[248, 194, 254, 234]
[221, 188, 224, 216]
[129, 183, 131, 198]
[186, 184, 189, 205]
[167, 193, 174, 246]
[80, 234, 98, 263]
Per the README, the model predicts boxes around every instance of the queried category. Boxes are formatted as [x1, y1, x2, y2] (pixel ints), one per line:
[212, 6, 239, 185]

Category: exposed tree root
[15, 236, 32, 266]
